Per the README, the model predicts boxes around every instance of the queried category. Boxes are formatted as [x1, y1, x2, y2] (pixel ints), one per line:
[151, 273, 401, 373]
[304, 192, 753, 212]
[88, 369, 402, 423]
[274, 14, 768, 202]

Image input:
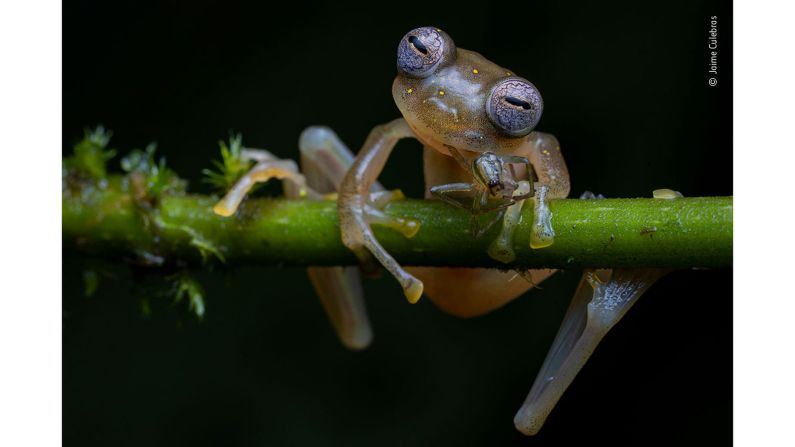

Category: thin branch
[62, 177, 732, 269]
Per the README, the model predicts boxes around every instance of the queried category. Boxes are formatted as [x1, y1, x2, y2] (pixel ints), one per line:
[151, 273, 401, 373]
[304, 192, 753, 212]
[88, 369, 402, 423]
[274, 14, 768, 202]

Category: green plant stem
[62, 177, 732, 269]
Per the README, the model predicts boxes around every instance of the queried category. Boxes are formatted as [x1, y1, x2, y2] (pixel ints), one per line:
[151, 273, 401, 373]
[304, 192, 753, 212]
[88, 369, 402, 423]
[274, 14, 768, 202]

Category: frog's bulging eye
[397, 27, 454, 78]
[487, 78, 544, 137]
[504, 96, 532, 110]
[408, 36, 428, 55]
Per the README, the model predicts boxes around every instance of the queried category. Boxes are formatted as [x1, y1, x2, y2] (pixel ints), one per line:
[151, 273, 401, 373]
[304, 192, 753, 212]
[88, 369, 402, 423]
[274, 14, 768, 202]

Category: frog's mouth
[403, 120, 468, 159]
[406, 113, 529, 160]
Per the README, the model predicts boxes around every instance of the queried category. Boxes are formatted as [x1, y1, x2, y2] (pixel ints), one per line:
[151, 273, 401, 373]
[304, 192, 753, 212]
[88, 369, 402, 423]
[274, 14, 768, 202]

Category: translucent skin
[387, 33, 570, 316]
[214, 28, 663, 436]
[216, 28, 571, 318]
[393, 48, 532, 156]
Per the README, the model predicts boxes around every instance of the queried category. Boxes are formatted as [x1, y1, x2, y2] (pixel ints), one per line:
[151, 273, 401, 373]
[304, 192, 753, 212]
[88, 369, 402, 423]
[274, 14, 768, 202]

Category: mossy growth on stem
[64, 127, 224, 322]
[202, 134, 254, 193]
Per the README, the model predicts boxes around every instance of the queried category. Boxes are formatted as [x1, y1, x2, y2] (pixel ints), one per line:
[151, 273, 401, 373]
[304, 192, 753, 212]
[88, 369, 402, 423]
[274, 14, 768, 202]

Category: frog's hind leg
[213, 130, 375, 350]
[299, 126, 376, 350]
[513, 268, 670, 435]
[305, 266, 370, 350]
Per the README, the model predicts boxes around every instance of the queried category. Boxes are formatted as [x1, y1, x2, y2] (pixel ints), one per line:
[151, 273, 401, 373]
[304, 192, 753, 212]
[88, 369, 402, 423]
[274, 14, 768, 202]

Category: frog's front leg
[300, 126, 421, 345]
[337, 118, 424, 303]
[211, 127, 393, 350]
[213, 150, 315, 217]
[520, 132, 571, 248]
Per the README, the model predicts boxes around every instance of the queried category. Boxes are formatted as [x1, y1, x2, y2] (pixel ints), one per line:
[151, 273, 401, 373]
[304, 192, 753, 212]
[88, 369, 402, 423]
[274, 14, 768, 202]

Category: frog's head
[392, 27, 544, 155]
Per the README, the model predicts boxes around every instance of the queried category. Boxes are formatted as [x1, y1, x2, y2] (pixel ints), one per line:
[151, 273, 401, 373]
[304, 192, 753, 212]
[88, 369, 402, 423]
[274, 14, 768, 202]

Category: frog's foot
[530, 183, 555, 249]
[339, 190, 424, 303]
[653, 188, 683, 199]
[213, 149, 314, 217]
[513, 268, 670, 436]
[488, 180, 531, 263]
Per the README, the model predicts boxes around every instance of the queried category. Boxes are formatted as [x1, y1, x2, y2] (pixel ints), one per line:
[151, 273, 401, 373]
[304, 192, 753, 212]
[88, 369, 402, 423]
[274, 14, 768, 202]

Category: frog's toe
[403, 277, 424, 304]
[366, 206, 420, 239]
[530, 184, 555, 249]
[212, 202, 237, 217]
[653, 188, 684, 199]
[365, 189, 420, 239]
[488, 243, 515, 264]
[212, 176, 254, 217]
[369, 188, 406, 207]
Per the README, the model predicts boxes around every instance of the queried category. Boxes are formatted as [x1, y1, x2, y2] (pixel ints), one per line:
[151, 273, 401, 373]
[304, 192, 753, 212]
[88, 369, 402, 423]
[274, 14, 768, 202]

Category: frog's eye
[397, 27, 454, 78]
[486, 78, 544, 137]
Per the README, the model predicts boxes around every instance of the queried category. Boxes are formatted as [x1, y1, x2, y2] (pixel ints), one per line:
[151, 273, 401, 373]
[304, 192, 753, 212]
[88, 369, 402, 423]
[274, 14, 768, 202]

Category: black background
[63, 1, 732, 445]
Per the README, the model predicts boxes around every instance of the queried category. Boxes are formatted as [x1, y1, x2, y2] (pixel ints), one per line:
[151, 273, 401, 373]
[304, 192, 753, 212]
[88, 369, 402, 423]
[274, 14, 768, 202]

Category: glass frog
[213, 27, 669, 436]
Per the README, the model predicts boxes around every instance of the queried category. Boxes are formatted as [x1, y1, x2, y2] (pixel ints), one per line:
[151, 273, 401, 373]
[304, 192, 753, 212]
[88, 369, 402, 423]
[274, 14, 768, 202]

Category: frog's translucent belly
[407, 265, 555, 318]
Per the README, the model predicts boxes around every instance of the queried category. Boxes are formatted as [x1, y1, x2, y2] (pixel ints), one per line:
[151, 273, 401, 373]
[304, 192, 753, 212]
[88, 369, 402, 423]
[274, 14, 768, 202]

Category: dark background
[63, 1, 732, 445]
